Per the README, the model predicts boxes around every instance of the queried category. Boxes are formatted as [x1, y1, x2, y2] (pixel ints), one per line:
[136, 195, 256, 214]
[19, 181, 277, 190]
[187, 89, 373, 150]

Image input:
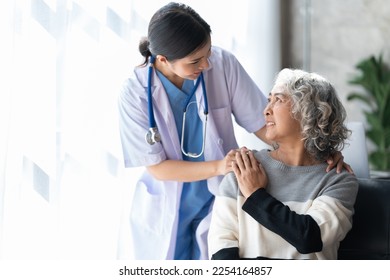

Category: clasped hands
[231, 147, 267, 199]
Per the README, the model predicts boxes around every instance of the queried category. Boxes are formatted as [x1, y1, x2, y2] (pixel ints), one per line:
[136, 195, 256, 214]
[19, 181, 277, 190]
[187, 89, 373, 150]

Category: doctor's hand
[232, 148, 268, 199]
[326, 150, 354, 174]
[218, 149, 238, 175]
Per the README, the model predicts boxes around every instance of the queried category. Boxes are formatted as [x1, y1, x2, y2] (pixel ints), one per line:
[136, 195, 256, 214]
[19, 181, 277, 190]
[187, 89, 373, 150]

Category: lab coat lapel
[150, 71, 182, 160]
[145, 72, 183, 259]
[195, 73, 225, 160]
[195, 73, 225, 194]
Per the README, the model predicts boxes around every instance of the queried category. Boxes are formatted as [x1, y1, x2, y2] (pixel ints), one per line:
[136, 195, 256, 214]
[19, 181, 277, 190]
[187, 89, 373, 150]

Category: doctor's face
[167, 39, 212, 80]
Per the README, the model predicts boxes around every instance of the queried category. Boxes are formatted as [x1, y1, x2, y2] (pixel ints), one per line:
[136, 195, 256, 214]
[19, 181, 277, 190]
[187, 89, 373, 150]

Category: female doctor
[117, 2, 347, 260]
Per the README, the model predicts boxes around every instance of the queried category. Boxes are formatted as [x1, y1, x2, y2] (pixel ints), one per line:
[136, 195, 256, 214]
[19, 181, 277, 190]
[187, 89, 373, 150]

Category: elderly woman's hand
[232, 147, 268, 198]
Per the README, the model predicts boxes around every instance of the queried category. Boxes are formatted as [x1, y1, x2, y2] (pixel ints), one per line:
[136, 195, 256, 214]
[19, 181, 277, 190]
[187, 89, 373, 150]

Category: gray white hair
[274, 68, 351, 161]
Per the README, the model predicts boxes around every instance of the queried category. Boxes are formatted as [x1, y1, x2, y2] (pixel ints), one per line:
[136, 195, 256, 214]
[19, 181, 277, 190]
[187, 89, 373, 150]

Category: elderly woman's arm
[208, 173, 240, 260]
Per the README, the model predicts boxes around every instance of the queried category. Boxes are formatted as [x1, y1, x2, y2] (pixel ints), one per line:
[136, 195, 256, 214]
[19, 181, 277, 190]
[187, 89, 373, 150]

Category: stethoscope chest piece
[145, 127, 161, 145]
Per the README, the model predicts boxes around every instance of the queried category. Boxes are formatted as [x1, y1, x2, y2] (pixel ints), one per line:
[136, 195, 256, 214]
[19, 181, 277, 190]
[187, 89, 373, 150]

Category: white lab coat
[118, 46, 267, 259]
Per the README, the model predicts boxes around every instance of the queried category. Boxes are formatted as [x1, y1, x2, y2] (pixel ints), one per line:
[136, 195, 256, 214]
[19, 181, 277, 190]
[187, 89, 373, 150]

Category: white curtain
[0, 0, 280, 260]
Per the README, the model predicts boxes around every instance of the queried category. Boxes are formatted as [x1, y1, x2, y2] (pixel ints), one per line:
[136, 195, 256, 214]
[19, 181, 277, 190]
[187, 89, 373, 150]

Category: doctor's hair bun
[139, 37, 152, 58]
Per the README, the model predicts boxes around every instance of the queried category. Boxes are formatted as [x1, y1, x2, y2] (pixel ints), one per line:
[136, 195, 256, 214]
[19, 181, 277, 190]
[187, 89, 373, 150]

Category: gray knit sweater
[208, 149, 358, 260]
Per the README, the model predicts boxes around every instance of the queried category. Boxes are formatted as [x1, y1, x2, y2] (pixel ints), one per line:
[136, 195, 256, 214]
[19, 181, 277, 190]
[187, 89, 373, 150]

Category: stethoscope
[145, 55, 209, 158]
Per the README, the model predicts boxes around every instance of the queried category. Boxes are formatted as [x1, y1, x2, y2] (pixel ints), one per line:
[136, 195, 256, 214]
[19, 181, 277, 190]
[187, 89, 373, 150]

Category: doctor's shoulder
[119, 68, 147, 101]
[210, 46, 242, 70]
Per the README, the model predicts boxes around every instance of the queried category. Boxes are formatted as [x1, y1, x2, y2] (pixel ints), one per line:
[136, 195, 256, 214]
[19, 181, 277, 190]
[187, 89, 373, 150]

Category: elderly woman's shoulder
[323, 168, 359, 190]
[218, 171, 240, 199]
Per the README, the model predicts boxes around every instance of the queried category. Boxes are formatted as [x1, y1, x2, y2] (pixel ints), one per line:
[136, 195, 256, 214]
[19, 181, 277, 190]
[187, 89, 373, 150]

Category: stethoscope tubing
[146, 55, 208, 157]
[147, 56, 157, 128]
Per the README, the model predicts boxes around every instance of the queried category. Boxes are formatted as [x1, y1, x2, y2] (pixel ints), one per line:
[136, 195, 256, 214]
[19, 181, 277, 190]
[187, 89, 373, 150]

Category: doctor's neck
[154, 57, 185, 89]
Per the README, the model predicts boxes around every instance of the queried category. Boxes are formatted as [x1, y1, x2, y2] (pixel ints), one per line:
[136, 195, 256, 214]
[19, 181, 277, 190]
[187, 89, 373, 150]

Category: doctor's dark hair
[274, 68, 351, 162]
[138, 2, 211, 66]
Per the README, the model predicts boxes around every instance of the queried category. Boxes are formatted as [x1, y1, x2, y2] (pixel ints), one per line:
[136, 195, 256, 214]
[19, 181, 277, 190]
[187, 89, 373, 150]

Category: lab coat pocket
[130, 177, 166, 234]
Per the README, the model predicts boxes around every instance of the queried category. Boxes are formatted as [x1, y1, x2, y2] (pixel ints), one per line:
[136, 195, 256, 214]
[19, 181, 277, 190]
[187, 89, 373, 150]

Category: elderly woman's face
[263, 84, 302, 143]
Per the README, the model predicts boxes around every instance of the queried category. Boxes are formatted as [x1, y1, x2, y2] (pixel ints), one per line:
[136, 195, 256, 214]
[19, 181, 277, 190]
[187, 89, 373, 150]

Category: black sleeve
[211, 247, 240, 260]
[242, 188, 323, 254]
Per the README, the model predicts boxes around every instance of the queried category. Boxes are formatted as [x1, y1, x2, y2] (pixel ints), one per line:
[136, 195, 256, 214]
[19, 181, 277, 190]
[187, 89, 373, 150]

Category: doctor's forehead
[187, 39, 211, 58]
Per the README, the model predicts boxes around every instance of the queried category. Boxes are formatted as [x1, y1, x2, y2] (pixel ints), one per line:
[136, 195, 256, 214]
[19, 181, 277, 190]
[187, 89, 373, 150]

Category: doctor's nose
[198, 58, 209, 70]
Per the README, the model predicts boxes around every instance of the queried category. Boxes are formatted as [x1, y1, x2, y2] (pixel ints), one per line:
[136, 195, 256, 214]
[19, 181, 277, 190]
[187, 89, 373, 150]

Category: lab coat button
[217, 138, 223, 145]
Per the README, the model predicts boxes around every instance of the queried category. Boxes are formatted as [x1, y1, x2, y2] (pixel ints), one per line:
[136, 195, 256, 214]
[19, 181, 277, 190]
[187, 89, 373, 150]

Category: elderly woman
[208, 68, 358, 260]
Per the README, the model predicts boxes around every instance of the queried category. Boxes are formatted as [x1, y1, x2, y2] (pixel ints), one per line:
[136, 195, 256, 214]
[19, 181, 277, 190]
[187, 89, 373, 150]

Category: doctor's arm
[146, 150, 237, 182]
[254, 125, 270, 145]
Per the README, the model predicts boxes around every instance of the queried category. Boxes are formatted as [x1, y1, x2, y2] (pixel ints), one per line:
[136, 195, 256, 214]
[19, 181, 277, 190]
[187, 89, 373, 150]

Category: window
[0, 0, 279, 259]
